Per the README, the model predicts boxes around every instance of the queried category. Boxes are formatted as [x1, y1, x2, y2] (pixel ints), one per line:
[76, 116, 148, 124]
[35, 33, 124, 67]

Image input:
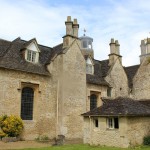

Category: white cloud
[0, 0, 150, 66]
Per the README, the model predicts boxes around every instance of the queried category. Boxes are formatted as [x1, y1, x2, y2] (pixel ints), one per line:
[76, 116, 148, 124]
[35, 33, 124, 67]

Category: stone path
[0, 141, 52, 150]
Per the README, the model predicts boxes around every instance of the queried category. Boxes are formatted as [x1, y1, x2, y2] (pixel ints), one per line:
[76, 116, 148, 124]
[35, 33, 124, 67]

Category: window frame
[107, 117, 119, 129]
[26, 49, 37, 63]
[90, 94, 97, 110]
[21, 87, 34, 120]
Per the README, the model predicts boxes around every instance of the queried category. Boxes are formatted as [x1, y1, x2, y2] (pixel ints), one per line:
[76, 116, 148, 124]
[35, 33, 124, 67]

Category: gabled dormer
[22, 38, 40, 63]
[85, 55, 94, 74]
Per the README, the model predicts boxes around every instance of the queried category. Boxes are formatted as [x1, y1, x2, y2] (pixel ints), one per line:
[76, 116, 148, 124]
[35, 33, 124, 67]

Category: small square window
[107, 117, 119, 129]
[94, 119, 99, 128]
[107, 87, 111, 97]
[26, 50, 37, 63]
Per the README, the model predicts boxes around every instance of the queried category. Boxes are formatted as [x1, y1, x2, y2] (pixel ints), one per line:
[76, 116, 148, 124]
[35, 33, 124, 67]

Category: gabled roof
[86, 59, 109, 86]
[82, 97, 150, 117]
[0, 38, 53, 76]
[124, 65, 140, 88]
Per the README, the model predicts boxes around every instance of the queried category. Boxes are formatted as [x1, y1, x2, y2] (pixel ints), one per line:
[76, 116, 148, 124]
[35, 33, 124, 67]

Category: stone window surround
[107, 117, 119, 130]
[17, 81, 41, 121]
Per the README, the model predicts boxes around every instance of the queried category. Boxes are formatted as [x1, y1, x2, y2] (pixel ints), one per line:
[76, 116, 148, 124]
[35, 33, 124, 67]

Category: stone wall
[127, 117, 150, 146]
[133, 58, 150, 99]
[83, 117, 129, 148]
[49, 39, 86, 139]
[0, 68, 57, 140]
[86, 83, 107, 111]
[105, 59, 129, 98]
[83, 116, 150, 148]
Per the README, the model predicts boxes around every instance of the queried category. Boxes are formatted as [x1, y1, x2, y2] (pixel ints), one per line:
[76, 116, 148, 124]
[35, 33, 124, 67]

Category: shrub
[35, 135, 50, 142]
[0, 115, 24, 138]
[143, 135, 150, 146]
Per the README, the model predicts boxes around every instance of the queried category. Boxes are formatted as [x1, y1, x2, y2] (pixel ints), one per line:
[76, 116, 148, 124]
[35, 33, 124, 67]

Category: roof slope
[0, 38, 54, 76]
[86, 59, 109, 86]
[124, 65, 140, 88]
[82, 97, 150, 117]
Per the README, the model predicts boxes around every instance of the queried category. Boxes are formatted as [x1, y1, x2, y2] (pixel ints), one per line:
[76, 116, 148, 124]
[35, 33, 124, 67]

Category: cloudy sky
[0, 0, 150, 66]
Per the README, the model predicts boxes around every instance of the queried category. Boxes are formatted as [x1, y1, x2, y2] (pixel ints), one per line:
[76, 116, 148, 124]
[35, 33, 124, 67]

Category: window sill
[106, 128, 119, 131]
[23, 120, 34, 124]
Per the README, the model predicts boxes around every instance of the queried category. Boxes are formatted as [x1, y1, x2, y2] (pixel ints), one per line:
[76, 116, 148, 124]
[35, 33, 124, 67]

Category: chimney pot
[111, 38, 115, 43]
[73, 19, 78, 24]
[67, 16, 71, 21]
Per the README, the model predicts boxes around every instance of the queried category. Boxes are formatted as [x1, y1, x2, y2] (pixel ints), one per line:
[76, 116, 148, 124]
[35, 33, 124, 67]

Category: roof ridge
[21, 39, 53, 49]
[124, 64, 140, 68]
[0, 38, 11, 43]
[53, 43, 63, 48]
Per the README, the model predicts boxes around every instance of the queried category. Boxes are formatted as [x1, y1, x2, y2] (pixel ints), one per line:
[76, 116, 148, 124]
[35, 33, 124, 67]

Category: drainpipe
[89, 116, 92, 145]
[56, 80, 59, 137]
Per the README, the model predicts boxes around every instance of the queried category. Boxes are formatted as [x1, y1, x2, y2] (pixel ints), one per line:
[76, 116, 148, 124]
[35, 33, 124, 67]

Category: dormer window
[24, 39, 40, 63]
[27, 50, 36, 62]
[86, 57, 94, 74]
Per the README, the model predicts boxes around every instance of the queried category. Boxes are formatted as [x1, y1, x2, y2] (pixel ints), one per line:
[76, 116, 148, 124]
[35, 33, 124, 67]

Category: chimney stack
[65, 16, 73, 35]
[73, 19, 79, 37]
[109, 38, 122, 66]
[140, 38, 150, 63]
[63, 16, 80, 48]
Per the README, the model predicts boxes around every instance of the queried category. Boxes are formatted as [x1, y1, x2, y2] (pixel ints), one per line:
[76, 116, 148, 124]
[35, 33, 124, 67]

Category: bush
[143, 135, 150, 145]
[0, 115, 24, 138]
[35, 135, 50, 142]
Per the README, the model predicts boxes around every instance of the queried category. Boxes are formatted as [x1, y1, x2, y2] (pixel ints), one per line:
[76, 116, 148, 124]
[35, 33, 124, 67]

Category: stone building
[0, 16, 150, 147]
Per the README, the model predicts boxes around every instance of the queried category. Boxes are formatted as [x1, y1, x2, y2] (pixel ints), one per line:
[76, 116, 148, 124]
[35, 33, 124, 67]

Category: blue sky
[0, 0, 150, 66]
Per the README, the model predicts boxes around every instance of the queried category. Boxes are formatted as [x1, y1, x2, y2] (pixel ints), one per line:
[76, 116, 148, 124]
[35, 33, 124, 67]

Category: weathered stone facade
[0, 68, 57, 140]
[105, 58, 129, 98]
[132, 57, 150, 99]
[83, 117, 150, 148]
[0, 16, 150, 148]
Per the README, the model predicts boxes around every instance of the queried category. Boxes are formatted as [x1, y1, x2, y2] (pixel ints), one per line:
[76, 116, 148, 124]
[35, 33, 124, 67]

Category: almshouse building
[0, 16, 150, 147]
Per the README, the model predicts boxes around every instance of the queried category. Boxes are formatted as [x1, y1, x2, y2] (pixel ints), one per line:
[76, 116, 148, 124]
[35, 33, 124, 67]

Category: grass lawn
[20, 144, 150, 150]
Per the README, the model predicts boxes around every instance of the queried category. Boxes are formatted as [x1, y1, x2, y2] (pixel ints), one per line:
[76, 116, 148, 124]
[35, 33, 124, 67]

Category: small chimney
[140, 38, 150, 63]
[140, 40, 146, 55]
[73, 18, 79, 37]
[109, 38, 116, 54]
[115, 40, 120, 55]
[147, 38, 150, 53]
[65, 16, 73, 35]
[109, 38, 122, 66]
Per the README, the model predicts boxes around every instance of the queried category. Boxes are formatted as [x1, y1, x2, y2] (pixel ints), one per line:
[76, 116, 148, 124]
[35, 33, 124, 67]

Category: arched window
[90, 94, 97, 110]
[21, 87, 34, 120]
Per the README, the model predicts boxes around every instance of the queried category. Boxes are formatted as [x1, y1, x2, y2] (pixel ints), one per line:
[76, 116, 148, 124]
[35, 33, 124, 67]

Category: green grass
[19, 144, 150, 150]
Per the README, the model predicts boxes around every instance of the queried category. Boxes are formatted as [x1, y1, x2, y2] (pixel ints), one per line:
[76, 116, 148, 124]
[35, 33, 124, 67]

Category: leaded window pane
[90, 94, 97, 110]
[21, 87, 34, 120]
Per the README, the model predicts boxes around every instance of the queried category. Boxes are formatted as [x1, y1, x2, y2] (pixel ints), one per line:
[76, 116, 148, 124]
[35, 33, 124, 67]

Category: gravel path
[0, 141, 52, 150]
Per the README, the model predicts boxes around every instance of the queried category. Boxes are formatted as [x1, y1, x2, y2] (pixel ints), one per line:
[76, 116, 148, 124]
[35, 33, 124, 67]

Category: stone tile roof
[86, 59, 109, 86]
[82, 97, 150, 117]
[138, 100, 150, 107]
[0, 38, 53, 76]
[124, 65, 140, 88]
[0, 37, 141, 87]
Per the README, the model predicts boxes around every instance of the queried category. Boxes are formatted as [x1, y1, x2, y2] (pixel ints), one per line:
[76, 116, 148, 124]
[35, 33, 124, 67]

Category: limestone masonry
[0, 16, 149, 147]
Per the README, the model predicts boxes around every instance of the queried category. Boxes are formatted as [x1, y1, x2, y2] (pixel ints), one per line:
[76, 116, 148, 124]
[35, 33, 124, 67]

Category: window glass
[107, 87, 111, 97]
[90, 94, 97, 110]
[94, 119, 99, 127]
[107, 117, 119, 129]
[27, 50, 37, 63]
[21, 87, 34, 120]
